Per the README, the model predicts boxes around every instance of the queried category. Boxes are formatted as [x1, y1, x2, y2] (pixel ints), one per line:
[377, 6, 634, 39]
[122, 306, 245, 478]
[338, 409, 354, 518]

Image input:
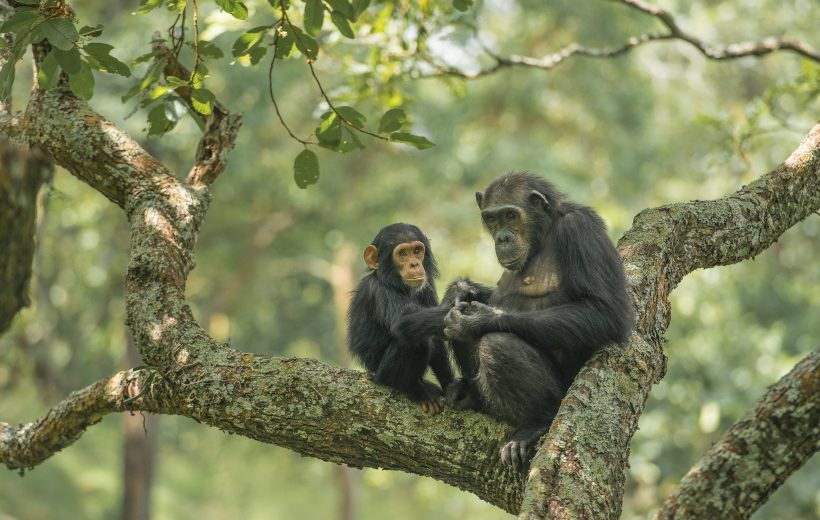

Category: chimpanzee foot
[418, 380, 445, 415]
[500, 425, 549, 468]
[420, 396, 445, 414]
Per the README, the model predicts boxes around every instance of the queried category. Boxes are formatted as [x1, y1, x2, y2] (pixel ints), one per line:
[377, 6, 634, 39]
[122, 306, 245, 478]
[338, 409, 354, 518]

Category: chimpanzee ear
[529, 190, 549, 211]
[475, 191, 484, 209]
[363, 245, 379, 270]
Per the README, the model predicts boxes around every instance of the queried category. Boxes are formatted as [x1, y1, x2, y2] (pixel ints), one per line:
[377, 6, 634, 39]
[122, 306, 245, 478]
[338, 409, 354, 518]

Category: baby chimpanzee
[347, 223, 453, 414]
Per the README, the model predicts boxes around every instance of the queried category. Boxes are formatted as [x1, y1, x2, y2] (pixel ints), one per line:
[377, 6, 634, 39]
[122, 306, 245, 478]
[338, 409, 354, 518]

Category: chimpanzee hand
[441, 278, 482, 307]
[443, 301, 500, 341]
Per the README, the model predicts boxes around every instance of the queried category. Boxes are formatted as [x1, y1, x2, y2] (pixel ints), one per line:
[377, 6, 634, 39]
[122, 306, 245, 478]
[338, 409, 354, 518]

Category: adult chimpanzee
[399, 171, 634, 466]
[347, 223, 454, 414]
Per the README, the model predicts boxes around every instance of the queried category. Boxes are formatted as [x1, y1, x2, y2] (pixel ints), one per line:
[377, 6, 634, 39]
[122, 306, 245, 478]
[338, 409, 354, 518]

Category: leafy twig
[279, 9, 388, 142]
[268, 24, 314, 146]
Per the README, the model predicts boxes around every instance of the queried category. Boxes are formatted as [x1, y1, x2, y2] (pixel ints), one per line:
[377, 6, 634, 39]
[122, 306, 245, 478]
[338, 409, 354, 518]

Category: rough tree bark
[0, 8, 53, 334]
[0, 6, 818, 519]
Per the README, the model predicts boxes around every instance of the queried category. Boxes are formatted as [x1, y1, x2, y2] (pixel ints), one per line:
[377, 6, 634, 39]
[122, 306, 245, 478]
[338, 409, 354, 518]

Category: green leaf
[453, 0, 474, 11]
[198, 41, 224, 59]
[268, 0, 290, 9]
[335, 106, 365, 128]
[289, 26, 318, 61]
[95, 54, 130, 77]
[166, 75, 188, 87]
[84, 42, 130, 77]
[191, 88, 215, 115]
[68, 61, 95, 100]
[121, 83, 142, 103]
[232, 25, 270, 57]
[293, 149, 320, 188]
[378, 108, 406, 133]
[0, 61, 16, 101]
[141, 56, 168, 91]
[326, 0, 355, 20]
[83, 42, 114, 56]
[147, 103, 173, 135]
[246, 46, 267, 65]
[316, 111, 341, 147]
[0, 8, 42, 34]
[149, 85, 170, 100]
[389, 132, 435, 149]
[54, 47, 82, 74]
[351, 0, 370, 20]
[191, 69, 207, 89]
[336, 127, 365, 153]
[274, 31, 294, 59]
[38, 51, 61, 89]
[304, 0, 324, 36]
[15, 0, 40, 5]
[132, 51, 159, 67]
[135, 0, 165, 14]
[41, 18, 79, 51]
[79, 24, 104, 37]
[168, 0, 188, 13]
[330, 11, 354, 39]
[215, 0, 249, 20]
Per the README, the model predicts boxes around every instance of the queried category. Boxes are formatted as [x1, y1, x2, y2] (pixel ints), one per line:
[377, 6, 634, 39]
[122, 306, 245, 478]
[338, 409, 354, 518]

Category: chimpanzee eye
[399, 250, 407, 257]
[486, 215, 496, 224]
[414, 247, 422, 255]
[506, 210, 515, 220]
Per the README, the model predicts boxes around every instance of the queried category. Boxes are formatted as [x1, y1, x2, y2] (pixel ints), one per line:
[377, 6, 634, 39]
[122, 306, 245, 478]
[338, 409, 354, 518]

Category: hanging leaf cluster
[0, 1, 130, 101]
[0, 0, 474, 187]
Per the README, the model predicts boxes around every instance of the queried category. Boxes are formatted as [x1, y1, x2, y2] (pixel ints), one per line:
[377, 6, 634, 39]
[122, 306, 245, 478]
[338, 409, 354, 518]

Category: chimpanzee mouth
[405, 277, 426, 288]
[499, 254, 525, 271]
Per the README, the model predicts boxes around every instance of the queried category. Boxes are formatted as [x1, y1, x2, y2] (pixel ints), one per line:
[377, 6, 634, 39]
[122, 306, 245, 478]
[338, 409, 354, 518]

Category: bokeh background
[1, 0, 817, 518]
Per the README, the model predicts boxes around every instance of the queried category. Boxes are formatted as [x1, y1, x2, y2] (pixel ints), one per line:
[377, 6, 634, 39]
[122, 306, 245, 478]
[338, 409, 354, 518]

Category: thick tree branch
[620, 124, 819, 336]
[516, 124, 819, 519]
[0, 2, 53, 333]
[654, 350, 820, 520]
[0, 142, 52, 333]
[0, 368, 166, 472]
[421, 0, 818, 79]
[19, 89, 181, 209]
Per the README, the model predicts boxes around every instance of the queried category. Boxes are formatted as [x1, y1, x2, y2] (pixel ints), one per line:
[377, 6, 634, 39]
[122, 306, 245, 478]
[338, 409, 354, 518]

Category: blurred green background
[1, 0, 817, 518]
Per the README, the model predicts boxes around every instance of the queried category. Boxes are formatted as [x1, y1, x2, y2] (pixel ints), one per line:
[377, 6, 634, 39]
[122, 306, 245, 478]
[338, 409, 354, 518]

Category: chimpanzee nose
[497, 233, 512, 244]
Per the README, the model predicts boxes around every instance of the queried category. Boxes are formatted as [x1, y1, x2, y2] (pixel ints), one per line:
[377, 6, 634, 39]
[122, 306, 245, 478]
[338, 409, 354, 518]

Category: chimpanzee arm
[428, 337, 454, 389]
[391, 305, 449, 345]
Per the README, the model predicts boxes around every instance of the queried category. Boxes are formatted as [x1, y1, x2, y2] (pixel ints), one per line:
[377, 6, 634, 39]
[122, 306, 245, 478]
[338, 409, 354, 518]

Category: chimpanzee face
[391, 241, 426, 288]
[362, 224, 433, 291]
[476, 188, 532, 271]
[480, 204, 529, 271]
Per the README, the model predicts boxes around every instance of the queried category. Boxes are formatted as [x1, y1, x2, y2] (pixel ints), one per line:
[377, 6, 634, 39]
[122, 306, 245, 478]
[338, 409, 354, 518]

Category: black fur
[423, 172, 633, 466]
[347, 223, 454, 408]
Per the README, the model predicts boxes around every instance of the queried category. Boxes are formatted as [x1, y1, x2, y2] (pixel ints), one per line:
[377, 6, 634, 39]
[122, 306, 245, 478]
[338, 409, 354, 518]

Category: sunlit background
[1, 0, 817, 518]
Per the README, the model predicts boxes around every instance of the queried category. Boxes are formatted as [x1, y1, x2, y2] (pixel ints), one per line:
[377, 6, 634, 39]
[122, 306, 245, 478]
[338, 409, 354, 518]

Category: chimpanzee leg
[374, 341, 443, 414]
[474, 333, 564, 467]
[428, 337, 454, 390]
[444, 337, 484, 411]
